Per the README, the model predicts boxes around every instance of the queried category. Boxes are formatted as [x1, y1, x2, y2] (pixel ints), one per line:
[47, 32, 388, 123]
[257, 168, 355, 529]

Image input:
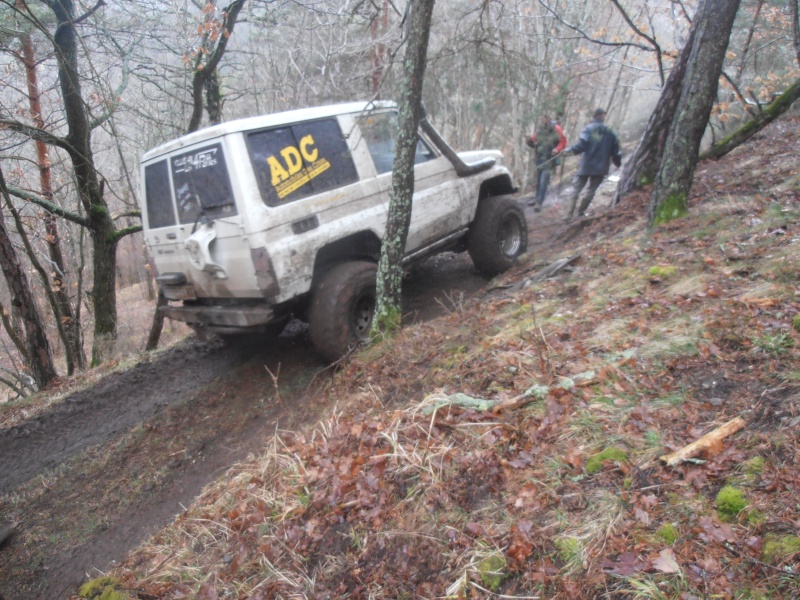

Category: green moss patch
[478, 552, 507, 591]
[554, 536, 583, 567]
[78, 576, 131, 600]
[743, 456, 765, 476]
[792, 314, 800, 333]
[652, 191, 688, 226]
[656, 523, 680, 545]
[741, 456, 765, 485]
[762, 534, 800, 564]
[648, 265, 677, 278]
[586, 447, 628, 474]
[715, 485, 748, 521]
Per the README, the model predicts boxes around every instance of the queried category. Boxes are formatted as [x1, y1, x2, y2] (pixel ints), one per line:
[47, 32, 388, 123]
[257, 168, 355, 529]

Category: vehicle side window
[170, 143, 237, 225]
[357, 112, 436, 175]
[144, 160, 176, 229]
[247, 119, 358, 206]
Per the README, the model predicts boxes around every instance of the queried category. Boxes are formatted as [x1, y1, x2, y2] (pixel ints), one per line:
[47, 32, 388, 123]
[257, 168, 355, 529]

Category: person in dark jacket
[526, 114, 567, 212]
[563, 108, 622, 219]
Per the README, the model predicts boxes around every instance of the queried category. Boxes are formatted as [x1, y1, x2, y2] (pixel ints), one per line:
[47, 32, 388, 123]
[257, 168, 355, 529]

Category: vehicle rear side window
[144, 160, 176, 229]
[170, 143, 237, 225]
[247, 118, 358, 206]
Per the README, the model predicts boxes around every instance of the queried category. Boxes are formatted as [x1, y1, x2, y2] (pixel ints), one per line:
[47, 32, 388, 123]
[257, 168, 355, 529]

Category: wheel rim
[351, 291, 375, 339]
[499, 215, 522, 257]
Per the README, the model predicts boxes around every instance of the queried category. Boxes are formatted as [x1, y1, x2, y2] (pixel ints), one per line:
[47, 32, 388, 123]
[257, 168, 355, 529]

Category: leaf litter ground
[12, 114, 800, 599]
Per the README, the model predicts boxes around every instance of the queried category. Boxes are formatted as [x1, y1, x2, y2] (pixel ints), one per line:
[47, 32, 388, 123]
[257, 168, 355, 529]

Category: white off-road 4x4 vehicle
[140, 101, 527, 361]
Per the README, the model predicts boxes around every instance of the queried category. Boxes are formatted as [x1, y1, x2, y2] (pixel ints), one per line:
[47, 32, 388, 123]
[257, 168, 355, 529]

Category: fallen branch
[492, 391, 537, 413]
[659, 416, 746, 467]
[531, 252, 581, 282]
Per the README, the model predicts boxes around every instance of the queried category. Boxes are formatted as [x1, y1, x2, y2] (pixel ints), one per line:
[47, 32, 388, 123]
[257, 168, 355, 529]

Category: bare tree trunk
[0, 298, 28, 365]
[648, 0, 742, 227]
[612, 16, 701, 205]
[186, 0, 246, 133]
[47, 0, 121, 365]
[791, 0, 800, 68]
[733, 0, 764, 86]
[369, 0, 390, 95]
[19, 18, 84, 373]
[145, 292, 168, 351]
[205, 70, 224, 125]
[372, 0, 436, 336]
[0, 168, 57, 390]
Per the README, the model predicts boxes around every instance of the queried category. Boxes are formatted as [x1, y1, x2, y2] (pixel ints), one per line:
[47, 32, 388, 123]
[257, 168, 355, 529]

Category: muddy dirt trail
[0, 204, 567, 600]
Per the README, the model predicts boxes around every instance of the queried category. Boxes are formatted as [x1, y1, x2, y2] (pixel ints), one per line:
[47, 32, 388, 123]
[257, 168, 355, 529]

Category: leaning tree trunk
[648, 0, 742, 227]
[612, 15, 701, 205]
[372, 0, 436, 336]
[700, 77, 800, 160]
[0, 169, 58, 390]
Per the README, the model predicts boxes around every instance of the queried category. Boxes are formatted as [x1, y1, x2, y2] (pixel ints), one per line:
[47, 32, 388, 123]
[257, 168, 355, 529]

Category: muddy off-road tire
[468, 196, 528, 277]
[309, 261, 377, 363]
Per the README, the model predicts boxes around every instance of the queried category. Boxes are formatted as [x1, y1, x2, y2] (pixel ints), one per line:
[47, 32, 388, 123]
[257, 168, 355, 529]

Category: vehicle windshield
[356, 111, 436, 175]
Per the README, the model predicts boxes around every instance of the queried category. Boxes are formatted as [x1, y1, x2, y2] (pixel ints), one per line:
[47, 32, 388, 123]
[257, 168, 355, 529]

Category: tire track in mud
[0, 340, 253, 492]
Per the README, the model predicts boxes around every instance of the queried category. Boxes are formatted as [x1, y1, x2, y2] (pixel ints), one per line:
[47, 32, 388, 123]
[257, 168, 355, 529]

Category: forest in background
[1, 0, 798, 398]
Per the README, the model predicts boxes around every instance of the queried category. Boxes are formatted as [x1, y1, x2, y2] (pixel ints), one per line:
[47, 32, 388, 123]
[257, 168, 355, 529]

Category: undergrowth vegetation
[85, 118, 800, 598]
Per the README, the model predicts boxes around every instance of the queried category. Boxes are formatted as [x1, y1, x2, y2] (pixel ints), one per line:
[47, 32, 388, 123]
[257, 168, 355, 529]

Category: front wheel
[308, 261, 378, 363]
[468, 196, 528, 277]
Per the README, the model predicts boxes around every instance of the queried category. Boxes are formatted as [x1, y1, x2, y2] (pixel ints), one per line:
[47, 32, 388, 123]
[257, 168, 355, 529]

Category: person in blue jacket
[563, 108, 622, 219]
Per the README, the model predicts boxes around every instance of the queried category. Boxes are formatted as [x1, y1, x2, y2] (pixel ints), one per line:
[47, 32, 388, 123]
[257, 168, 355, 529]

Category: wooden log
[531, 253, 581, 282]
[659, 416, 746, 467]
[492, 391, 536, 413]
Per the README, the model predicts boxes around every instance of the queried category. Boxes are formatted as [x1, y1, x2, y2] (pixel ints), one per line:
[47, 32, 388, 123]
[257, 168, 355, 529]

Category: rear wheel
[308, 261, 377, 363]
[468, 196, 527, 277]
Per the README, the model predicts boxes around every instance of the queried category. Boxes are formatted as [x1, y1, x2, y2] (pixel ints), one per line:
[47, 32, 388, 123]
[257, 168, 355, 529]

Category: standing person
[526, 114, 567, 212]
[563, 108, 622, 219]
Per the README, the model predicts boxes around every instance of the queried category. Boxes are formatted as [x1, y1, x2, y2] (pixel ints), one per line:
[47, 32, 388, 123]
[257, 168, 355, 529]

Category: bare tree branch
[537, 0, 652, 53]
[4, 184, 89, 227]
[0, 118, 71, 150]
[608, 0, 664, 85]
[74, 0, 106, 25]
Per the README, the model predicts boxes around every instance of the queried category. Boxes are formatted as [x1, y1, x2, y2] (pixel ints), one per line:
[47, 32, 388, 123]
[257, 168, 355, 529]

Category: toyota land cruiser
[140, 101, 527, 362]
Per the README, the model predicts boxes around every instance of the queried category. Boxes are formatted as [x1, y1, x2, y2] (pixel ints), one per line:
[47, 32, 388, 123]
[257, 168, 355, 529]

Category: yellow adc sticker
[267, 135, 331, 199]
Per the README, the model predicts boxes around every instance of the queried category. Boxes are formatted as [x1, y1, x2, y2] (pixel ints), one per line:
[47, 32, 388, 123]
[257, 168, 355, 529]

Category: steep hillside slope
[79, 113, 800, 598]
